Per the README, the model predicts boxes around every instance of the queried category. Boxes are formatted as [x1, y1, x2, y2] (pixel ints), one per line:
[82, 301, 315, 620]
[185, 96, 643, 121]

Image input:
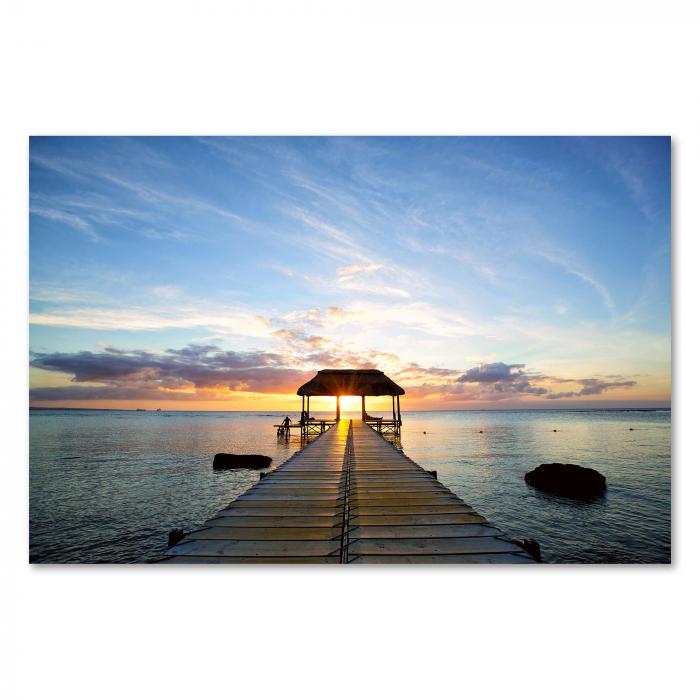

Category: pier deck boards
[159, 420, 536, 564]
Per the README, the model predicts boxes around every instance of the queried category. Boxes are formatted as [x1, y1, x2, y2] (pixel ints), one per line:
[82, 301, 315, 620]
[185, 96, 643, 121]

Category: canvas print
[29, 136, 671, 564]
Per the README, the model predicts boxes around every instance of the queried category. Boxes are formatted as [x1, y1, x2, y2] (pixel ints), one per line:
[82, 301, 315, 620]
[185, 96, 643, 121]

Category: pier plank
[349, 513, 487, 526]
[208, 515, 343, 527]
[347, 536, 522, 556]
[348, 553, 535, 564]
[349, 524, 501, 539]
[186, 526, 342, 541]
[219, 506, 341, 517]
[167, 539, 342, 557]
[159, 555, 340, 564]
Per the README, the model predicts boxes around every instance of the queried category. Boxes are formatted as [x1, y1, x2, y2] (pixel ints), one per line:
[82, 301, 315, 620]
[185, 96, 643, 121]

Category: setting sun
[339, 395, 360, 412]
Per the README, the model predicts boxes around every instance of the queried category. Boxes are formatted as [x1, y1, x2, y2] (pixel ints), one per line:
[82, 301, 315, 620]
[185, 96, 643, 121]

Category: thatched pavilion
[295, 368, 405, 436]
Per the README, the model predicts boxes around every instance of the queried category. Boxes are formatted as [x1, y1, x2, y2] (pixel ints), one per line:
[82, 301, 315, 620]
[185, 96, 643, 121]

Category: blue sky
[29, 136, 671, 409]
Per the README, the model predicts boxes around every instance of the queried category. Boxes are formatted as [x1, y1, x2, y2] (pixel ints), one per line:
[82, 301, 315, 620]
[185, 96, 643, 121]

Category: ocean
[29, 408, 671, 564]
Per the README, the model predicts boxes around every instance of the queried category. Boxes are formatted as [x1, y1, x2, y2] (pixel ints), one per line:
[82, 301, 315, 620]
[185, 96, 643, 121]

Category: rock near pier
[524, 462, 606, 499]
[213, 453, 272, 470]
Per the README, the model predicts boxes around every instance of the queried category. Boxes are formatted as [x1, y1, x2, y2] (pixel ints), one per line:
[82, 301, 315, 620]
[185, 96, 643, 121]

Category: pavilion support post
[392, 395, 396, 422]
[397, 395, 402, 433]
[361, 395, 366, 421]
[336, 395, 340, 422]
[301, 395, 307, 438]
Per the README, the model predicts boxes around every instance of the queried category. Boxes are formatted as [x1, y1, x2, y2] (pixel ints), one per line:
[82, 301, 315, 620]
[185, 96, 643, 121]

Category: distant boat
[136, 408, 146, 412]
[156, 408, 162, 412]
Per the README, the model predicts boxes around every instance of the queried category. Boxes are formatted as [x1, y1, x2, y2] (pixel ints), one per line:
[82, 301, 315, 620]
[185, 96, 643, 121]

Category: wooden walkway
[158, 420, 537, 564]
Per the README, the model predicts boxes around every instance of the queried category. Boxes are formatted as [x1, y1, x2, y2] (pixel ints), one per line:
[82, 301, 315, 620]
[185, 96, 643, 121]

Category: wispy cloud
[30, 206, 101, 242]
[150, 286, 182, 300]
[141, 227, 199, 242]
[31, 152, 249, 233]
[606, 150, 656, 221]
[32, 192, 156, 223]
[29, 284, 96, 304]
[99, 173, 247, 225]
[336, 263, 384, 283]
[573, 137, 665, 222]
[284, 206, 371, 264]
[335, 263, 411, 299]
[337, 300, 489, 340]
[535, 249, 614, 312]
[30, 154, 88, 180]
[29, 304, 272, 337]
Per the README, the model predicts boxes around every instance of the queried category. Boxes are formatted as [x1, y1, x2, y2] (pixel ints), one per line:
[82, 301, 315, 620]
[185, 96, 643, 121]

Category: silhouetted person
[282, 416, 291, 428]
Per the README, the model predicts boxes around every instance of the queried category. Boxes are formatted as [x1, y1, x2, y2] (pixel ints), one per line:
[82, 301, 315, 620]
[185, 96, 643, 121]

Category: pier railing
[275, 417, 401, 440]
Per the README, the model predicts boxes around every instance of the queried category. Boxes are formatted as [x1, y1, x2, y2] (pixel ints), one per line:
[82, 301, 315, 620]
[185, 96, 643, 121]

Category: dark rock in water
[168, 528, 185, 547]
[524, 462, 606, 499]
[521, 538, 542, 562]
[213, 453, 272, 470]
[503, 536, 542, 561]
[513, 538, 542, 562]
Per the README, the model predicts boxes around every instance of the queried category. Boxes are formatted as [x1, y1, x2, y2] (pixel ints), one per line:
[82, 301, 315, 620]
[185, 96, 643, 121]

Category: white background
[1, 2, 698, 699]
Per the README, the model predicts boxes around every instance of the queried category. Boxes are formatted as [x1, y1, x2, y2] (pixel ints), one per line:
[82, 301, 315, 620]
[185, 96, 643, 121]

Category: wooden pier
[159, 420, 537, 564]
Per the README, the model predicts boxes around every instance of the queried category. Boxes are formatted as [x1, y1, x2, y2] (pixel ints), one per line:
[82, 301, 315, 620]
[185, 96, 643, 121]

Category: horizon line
[29, 405, 672, 413]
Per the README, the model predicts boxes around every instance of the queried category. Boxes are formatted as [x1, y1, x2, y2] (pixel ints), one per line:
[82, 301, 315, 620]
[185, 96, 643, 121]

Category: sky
[28, 136, 671, 411]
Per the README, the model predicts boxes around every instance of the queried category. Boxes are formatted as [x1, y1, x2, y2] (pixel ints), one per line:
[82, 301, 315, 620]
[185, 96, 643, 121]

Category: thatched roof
[297, 369, 405, 397]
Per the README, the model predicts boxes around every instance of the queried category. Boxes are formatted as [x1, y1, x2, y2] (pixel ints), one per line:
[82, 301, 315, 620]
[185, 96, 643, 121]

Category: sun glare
[340, 395, 361, 412]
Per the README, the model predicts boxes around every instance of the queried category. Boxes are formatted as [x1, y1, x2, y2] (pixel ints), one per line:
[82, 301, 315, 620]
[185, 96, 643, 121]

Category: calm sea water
[29, 408, 671, 564]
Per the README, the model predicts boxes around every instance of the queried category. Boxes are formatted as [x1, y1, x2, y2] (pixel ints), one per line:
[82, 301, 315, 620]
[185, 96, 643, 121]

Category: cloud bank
[30, 346, 637, 405]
